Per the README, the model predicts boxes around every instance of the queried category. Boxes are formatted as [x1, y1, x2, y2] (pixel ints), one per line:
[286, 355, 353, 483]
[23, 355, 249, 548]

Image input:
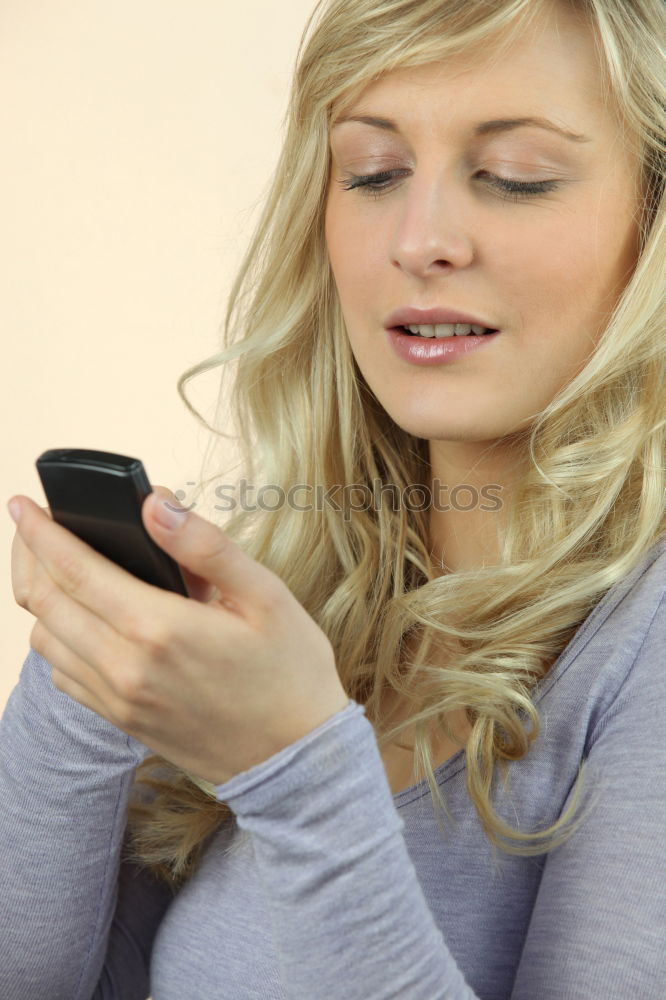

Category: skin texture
[325, 0, 642, 574]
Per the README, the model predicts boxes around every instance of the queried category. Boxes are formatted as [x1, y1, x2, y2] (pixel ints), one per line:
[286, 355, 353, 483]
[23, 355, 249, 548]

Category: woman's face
[324, 1, 642, 454]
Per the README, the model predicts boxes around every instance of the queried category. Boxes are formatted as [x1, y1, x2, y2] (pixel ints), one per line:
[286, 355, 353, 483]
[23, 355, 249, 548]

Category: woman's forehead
[331, 1, 611, 126]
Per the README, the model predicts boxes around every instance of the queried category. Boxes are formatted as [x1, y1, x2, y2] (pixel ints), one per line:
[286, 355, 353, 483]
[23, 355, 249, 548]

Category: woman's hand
[7, 489, 349, 785]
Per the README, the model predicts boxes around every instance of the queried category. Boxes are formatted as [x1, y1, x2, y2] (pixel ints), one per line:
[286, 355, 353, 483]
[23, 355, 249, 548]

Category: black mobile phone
[35, 448, 189, 596]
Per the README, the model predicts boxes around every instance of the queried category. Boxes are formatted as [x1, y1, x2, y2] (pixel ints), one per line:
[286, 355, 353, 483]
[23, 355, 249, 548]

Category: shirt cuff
[212, 699, 373, 806]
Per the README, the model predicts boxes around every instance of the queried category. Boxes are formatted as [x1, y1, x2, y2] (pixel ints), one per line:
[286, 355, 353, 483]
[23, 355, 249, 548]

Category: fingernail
[151, 493, 187, 531]
[7, 498, 22, 524]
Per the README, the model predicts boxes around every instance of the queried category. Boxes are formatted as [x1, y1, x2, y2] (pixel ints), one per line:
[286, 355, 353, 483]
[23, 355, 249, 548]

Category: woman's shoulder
[560, 535, 664, 657]
[603, 534, 666, 608]
[532, 535, 666, 734]
[590, 528, 663, 593]
[581, 534, 666, 645]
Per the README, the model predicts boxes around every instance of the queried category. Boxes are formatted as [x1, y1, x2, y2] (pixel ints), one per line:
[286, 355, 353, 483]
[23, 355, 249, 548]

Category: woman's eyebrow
[331, 113, 591, 145]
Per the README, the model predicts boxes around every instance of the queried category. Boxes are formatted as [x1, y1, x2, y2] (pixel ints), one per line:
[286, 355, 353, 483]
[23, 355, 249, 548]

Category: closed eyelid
[330, 131, 583, 171]
[331, 152, 569, 181]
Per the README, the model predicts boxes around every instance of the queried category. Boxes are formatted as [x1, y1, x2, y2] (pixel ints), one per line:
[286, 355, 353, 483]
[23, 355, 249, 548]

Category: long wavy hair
[124, 0, 666, 890]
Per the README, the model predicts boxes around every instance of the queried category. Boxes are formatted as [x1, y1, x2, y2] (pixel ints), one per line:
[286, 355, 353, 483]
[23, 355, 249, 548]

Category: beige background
[0, 0, 318, 711]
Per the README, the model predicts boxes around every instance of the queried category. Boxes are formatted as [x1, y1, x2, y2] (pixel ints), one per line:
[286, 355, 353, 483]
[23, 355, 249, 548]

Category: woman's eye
[336, 170, 406, 198]
[476, 170, 561, 202]
[336, 169, 561, 202]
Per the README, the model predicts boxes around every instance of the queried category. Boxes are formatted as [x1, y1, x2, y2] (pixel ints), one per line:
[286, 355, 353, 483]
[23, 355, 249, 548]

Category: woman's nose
[389, 173, 475, 277]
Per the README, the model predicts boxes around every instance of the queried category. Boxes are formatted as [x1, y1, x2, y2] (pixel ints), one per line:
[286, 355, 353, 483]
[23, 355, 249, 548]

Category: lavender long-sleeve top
[1, 537, 665, 999]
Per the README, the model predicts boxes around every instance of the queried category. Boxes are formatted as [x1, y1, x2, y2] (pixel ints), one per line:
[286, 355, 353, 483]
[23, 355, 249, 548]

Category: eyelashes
[336, 168, 561, 203]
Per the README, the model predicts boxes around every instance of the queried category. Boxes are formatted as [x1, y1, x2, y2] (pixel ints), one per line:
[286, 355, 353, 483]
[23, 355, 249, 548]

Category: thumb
[143, 490, 266, 615]
[147, 486, 217, 604]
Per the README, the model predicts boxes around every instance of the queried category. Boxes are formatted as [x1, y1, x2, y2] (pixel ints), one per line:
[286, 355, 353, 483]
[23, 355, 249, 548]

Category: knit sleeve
[213, 700, 479, 999]
[0, 649, 174, 1000]
[211, 595, 666, 999]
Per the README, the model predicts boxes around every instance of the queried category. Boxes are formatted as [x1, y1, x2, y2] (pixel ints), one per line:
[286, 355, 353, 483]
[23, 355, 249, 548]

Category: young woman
[2, 0, 664, 997]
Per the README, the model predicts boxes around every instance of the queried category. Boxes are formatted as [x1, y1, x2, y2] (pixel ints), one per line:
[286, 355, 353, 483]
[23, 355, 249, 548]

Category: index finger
[10, 502, 51, 607]
[8, 494, 180, 634]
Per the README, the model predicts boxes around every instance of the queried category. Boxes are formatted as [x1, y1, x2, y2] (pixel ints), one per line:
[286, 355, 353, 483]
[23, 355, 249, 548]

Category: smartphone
[35, 448, 189, 596]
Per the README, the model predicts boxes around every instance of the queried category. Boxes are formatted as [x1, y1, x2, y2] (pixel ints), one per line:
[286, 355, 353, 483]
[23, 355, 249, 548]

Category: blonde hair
[124, 0, 666, 888]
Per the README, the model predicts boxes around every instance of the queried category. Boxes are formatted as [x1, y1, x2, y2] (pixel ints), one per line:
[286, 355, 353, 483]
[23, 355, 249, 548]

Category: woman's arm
[0, 649, 173, 1000]
[511, 592, 666, 999]
[210, 593, 666, 1000]
[212, 699, 478, 1000]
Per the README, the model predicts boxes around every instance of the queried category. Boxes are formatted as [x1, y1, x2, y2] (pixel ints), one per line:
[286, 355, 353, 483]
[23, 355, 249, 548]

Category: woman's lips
[386, 326, 501, 366]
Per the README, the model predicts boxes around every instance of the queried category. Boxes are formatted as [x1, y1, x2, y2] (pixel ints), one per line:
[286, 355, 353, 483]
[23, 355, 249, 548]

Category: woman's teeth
[404, 323, 490, 338]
